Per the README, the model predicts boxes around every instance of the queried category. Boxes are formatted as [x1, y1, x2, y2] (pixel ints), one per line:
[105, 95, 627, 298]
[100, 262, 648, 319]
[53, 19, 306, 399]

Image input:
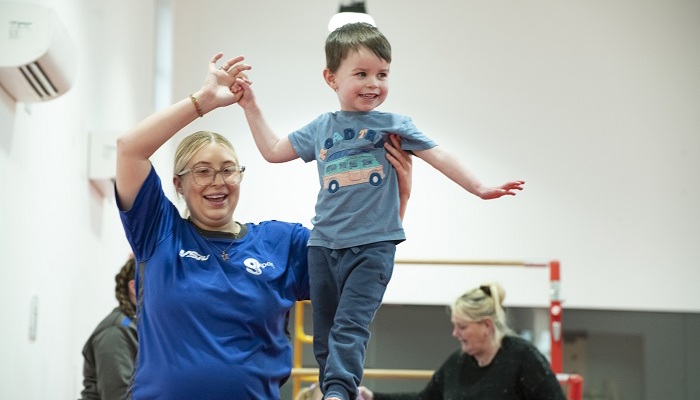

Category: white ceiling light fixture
[328, 1, 376, 31]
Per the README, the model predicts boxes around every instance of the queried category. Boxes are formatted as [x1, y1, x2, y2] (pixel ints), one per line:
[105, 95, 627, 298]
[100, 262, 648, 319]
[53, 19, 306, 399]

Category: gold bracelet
[189, 94, 204, 118]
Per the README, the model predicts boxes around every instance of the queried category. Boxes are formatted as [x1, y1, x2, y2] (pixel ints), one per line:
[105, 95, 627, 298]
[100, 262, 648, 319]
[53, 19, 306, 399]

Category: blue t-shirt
[118, 167, 310, 400]
[289, 111, 436, 249]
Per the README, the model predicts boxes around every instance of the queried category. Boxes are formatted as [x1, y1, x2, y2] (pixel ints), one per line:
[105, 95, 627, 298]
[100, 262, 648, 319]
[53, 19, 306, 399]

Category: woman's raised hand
[202, 52, 252, 107]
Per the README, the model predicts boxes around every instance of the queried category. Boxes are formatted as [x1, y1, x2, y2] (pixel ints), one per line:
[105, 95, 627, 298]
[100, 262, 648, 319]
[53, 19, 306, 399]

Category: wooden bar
[395, 259, 548, 267]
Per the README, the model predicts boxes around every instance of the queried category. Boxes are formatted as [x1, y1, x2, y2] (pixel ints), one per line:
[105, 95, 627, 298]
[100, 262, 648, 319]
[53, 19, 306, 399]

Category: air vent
[18, 62, 59, 99]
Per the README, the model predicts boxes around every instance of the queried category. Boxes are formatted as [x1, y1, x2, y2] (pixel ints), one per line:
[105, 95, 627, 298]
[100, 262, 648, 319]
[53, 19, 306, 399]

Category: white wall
[170, 0, 700, 312]
[0, 0, 698, 399]
[0, 0, 154, 398]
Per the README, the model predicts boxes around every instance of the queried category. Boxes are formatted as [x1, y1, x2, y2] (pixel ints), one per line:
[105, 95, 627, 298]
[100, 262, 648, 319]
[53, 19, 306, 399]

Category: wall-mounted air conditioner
[0, 2, 76, 102]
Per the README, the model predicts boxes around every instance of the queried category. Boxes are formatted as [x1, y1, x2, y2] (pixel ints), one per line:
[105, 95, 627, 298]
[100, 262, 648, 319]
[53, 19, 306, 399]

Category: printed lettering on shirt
[320, 127, 386, 194]
[179, 249, 210, 261]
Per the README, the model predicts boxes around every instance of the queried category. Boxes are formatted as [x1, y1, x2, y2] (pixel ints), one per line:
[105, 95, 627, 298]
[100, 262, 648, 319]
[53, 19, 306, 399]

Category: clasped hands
[204, 52, 252, 105]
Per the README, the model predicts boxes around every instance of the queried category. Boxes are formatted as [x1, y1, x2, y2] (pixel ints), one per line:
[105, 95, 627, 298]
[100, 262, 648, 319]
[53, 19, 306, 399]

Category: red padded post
[549, 260, 563, 373]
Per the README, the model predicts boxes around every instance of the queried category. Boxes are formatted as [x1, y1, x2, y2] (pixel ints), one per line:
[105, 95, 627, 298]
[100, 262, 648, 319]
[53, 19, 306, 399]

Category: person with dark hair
[236, 22, 525, 400]
[113, 52, 413, 400]
[79, 257, 137, 400]
[358, 283, 566, 400]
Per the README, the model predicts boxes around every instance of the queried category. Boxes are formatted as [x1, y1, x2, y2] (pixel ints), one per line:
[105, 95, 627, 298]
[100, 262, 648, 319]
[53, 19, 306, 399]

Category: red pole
[549, 260, 563, 373]
[568, 374, 584, 400]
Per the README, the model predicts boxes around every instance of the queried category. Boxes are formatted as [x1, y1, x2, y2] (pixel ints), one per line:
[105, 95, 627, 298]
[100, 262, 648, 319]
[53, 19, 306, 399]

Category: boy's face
[324, 47, 389, 112]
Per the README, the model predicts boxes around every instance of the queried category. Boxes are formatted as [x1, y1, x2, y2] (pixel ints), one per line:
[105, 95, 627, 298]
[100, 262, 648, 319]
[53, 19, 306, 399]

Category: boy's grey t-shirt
[289, 110, 436, 249]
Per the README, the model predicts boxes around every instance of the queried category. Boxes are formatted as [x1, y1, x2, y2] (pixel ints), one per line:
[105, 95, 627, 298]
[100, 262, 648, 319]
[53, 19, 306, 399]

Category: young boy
[237, 23, 524, 400]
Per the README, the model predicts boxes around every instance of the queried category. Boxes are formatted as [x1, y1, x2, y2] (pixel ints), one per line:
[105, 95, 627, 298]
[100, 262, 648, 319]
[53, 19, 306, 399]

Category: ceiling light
[328, 1, 376, 31]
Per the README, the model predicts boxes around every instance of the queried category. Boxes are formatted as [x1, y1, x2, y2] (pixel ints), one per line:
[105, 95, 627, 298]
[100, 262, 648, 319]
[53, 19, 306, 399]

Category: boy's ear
[323, 68, 338, 90]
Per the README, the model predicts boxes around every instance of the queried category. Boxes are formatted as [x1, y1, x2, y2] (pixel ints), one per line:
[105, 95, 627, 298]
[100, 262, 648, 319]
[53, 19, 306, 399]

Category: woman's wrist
[189, 89, 217, 116]
[188, 94, 204, 118]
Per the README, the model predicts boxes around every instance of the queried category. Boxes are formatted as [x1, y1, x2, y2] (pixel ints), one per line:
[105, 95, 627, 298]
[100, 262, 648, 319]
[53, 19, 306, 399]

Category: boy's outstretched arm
[414, 146, 524, 200]
[235, 78, 299, 163]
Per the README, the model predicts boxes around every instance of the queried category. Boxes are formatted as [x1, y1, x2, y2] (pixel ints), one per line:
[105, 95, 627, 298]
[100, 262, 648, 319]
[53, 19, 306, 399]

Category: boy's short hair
[325, 22, 392, 72]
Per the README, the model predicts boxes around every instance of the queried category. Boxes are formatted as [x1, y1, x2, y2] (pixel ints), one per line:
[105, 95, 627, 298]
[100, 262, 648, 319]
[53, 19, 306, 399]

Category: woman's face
[174, 143, 242, 232]
[451, 314, 492, 356]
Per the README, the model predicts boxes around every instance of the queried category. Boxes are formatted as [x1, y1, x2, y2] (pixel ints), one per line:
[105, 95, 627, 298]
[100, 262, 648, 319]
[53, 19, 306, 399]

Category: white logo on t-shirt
[243, 258, 275, 275]
[179, 250, 210, 261]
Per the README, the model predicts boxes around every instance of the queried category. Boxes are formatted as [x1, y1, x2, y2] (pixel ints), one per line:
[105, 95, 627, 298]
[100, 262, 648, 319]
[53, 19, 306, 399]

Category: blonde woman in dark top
[358, 283, 566, 400]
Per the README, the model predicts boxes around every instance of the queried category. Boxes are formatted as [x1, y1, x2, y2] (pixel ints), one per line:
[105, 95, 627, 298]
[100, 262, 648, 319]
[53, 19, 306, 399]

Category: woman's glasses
[177, 165, 246, 186]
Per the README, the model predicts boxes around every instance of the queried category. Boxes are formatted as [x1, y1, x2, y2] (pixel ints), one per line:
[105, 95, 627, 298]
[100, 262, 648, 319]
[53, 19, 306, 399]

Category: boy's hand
[235, 77, 256, 110]
[480, 180, 525, 199]
[229, 71, 251, 102]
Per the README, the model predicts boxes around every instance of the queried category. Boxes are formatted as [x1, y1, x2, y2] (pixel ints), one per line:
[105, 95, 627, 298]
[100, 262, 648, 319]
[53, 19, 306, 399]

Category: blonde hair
[451, 282, 513, 342]
[173, 131, 240, 176]
[294, 383, 322, 400]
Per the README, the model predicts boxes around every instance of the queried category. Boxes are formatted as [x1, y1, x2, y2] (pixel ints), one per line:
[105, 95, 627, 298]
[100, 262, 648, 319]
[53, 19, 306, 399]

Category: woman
[358, 283, 566, 400]
[79, 257, 137, 400]
[115, 53, 413, 400]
